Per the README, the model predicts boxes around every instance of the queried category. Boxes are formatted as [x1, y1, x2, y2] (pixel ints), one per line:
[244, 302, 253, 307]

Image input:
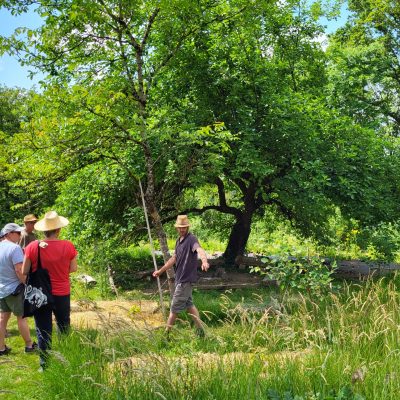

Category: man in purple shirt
[153, 215, 209, 336]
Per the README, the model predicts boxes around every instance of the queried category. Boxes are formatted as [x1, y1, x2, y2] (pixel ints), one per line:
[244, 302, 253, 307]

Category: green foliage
[4, 278, 400, 399]
[163, 0, 399, 257]
[1, 0, 400, 263]
[54, 163, 145, 246]
[0, 86, 43, 223]
[247, 208, 319, 256]
[0, 85, 26, 135]
[326, 0, 400, 228]
[246, 208, 400, 263]
[356, 222, 400, 261]
[252, 254, 335, 297]
[266, 385, 365, 400]
[100, 244, 163, 290]
[174, 210, 231, 247]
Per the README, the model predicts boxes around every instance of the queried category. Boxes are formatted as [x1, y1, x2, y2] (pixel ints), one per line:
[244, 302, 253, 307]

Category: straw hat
[34, 211, 69, 231]
[174, 215, 190, 228]
[23, 214, 38, 223]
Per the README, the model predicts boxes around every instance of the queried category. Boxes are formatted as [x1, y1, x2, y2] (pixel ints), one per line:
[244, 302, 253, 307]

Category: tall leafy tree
[0, 86, 44, 224]
[328, 0, 400, 136]
[158, 0, 399, 261]
[326, 0, 400, 221]
[3, 0, 397, 265]
[1, 0, 235, 281]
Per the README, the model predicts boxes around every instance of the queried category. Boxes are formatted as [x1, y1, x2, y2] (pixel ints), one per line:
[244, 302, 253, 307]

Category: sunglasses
[12, 231, 21, 235]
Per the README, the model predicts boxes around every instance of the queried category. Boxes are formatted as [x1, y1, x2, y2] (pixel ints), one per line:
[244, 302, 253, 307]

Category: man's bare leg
[187, 306, 202, 328]
[17, 316, 33, 348]
[166, 312, 178, 331]
[0, 312, 11, 350]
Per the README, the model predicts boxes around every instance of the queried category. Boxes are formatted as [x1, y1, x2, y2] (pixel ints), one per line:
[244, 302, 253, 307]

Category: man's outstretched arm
[153, 255, 176, 277]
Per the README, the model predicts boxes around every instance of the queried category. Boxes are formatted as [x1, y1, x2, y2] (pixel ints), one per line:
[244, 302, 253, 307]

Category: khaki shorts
[0, 292, 24, 316]
[170, 282, 194, 313]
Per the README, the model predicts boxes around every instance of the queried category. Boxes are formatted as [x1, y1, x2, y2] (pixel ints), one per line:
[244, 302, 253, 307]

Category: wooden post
[139, 179, 166, 319]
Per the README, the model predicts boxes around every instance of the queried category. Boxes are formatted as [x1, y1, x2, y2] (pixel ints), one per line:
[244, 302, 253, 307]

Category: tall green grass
[3, 276, 400, 399]
[0, 318, 47, 400]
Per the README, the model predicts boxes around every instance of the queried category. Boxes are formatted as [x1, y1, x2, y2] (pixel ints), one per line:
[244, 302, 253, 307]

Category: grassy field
[1, 276, 400, 400]
[0, 319, 44, 399]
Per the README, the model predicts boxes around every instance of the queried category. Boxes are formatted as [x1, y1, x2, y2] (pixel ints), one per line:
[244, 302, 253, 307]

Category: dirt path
[74, 258, 395, 332]
[70, 299, 165, 330]
[70, 269, 266, 331]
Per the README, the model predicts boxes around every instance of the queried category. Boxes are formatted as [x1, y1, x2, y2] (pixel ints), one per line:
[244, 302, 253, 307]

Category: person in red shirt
[22, 211, 77, 370]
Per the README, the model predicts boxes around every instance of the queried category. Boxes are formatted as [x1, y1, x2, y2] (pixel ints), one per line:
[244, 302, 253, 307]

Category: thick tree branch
[161, 204, 241, 226]
[142, 7, 160, 48]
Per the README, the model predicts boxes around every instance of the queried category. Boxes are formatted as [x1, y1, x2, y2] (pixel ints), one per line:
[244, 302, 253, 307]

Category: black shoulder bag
[23, 242, 54, 318]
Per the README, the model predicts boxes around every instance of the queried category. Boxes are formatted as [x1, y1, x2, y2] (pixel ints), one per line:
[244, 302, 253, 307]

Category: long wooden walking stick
[139, 178, 166, 319]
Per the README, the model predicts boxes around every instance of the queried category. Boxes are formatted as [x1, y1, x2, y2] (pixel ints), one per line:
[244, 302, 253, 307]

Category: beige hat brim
[24, 214, 39, 222]
[174, 224, 190, 227]
[34, 216, 69, 231]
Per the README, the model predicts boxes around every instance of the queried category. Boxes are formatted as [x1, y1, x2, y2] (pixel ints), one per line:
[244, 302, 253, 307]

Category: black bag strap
[26, 241, 44, 277]
[37, 241, 43, 270]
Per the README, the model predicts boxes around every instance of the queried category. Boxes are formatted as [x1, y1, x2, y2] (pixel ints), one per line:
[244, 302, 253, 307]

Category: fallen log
[134, 270, 154, 280]
[134, 258, 227, 280]
[134, 256, 400, 286]
[194, 282, 263, 290]
[234, 256, 400, 279]
[334, 260, 400, 278]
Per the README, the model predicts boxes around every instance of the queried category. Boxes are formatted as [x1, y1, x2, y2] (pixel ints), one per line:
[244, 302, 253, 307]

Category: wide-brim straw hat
[174, 215, 190, 228]
[24, 214, 38, 223]
[34, 211, 69, 231]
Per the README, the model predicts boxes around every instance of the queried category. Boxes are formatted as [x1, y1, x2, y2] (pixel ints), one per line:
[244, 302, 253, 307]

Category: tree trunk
[223, 210, 253, 265]
[149, 206, 175, 295]
[139, 103, 175, 296]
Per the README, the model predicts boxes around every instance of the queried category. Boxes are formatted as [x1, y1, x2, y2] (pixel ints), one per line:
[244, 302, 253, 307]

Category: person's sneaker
[25, 342, 38, 353]
[0, 346, 11, 356]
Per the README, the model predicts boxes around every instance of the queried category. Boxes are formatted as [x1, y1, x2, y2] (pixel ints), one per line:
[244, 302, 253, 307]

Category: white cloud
[313, 33, 329, 51]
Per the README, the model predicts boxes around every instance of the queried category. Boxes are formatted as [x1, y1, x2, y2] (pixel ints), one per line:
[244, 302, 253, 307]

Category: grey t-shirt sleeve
[191, 235, 200, 252]
[11, 246, 24, 265]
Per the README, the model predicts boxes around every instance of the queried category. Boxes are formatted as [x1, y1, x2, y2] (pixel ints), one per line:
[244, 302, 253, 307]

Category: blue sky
[0, 4, 349, 90]
[0, 6, 44, 89]
[320, 3, 350, 34]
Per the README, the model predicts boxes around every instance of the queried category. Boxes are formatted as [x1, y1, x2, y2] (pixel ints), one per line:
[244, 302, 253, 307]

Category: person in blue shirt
[0, 223, 36, 355]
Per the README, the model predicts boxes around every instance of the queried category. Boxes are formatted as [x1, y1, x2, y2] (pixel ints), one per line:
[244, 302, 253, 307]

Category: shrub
[82, 241, 164, 290]
[251, 254, 335, 297]
[356, 222, 400, 261]
[109, 246, 164, 290]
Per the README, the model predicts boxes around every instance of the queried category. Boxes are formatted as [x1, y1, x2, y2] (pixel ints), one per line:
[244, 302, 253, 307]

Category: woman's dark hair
[43, 229, 59, 238]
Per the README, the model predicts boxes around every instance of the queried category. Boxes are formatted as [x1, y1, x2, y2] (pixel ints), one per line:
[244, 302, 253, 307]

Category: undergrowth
[2, 276, 399, 399]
